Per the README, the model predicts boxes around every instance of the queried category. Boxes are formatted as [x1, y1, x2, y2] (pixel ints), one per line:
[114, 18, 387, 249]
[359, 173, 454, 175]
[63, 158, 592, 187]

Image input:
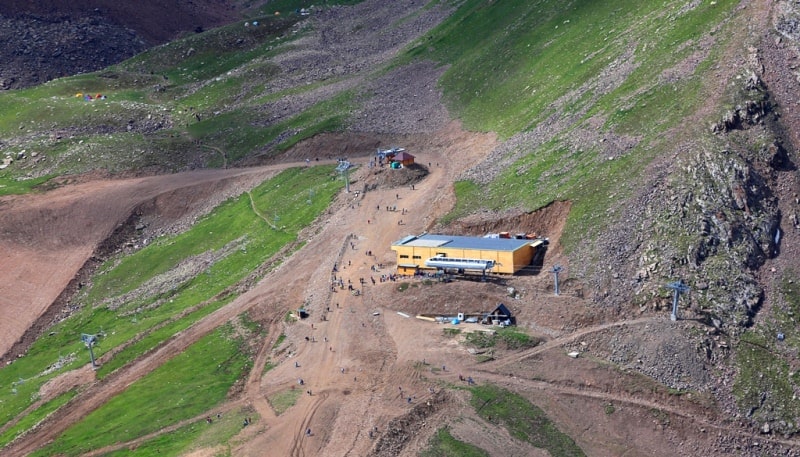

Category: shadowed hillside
[0, 0, 244, 89]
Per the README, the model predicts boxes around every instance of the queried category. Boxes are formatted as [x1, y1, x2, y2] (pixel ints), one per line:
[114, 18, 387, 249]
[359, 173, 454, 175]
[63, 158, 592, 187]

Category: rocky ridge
[0, 0, 242, 89]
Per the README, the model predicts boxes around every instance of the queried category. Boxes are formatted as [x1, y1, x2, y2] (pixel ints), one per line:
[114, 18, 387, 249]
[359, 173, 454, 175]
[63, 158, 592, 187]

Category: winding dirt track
[2, 122, 502, 456]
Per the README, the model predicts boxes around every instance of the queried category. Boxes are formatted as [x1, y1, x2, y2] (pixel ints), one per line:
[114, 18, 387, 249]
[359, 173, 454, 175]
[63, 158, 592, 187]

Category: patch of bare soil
[38, 365, 96, 402]
[360, 163, 429, 192]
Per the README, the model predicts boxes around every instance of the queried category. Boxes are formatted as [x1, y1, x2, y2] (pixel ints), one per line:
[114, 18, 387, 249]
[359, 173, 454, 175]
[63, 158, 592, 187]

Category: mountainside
[0, 0, 243, 89]
[3, 0, 800, 455]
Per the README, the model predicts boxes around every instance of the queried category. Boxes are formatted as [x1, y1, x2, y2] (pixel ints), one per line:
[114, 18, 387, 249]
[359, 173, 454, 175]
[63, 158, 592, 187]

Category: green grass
[118, 14, 299, 85]
[273, 333, 287, 349]
[0, 2, 366, 194]
[0, 175, 55, 196]
[604, 403, 616, 415]
[263, 361, 278, 374]
[465, 327, 541, 350]
[95, 297, 234, 378]
[0, 165, 341, 447]
[0, 0, 764, 452]
[732, 272, 800, 435]
[0, 163, 341, 452]
[0, 72, 159, 135]
[83, 167, 340, 372]
[420, 427, 489, 457]
[240, 312, 265, 336]
[0, 389, 77, 448]
[186, 90, 355, 160]
[470, 384, 585, 457]
[405, 0, 663, 135]
[410, 0, 741, 254]
[31, 325, 252, 456]
[0, 334, 89, 435]
[89, 166, 337, 301]
[268, 388, 303, 415]
[100, 408, 250, 457]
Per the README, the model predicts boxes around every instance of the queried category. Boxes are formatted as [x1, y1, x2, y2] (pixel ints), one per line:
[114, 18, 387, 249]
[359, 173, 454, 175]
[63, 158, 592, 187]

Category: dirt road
[2, 122, 503, 456]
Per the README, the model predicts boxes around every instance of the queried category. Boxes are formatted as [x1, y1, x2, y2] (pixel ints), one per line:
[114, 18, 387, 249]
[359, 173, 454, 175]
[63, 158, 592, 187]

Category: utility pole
[665, 280, 690, 321]
[551, 265, 563, 296]
[81, 333, 98, 369]
[336, 160, 351, 193]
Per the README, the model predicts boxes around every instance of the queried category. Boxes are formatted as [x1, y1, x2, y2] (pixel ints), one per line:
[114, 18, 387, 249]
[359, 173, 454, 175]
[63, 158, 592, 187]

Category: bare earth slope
[0, 165, 296, 359]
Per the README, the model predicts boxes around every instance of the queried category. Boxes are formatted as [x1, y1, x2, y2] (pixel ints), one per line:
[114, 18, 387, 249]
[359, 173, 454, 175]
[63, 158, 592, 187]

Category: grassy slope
[733, 273, 800, 436]
[0, 2, 356, 195]
[412, 0, 800, 435]
[406, 0, 739, 252]
[470, 384, 585, 457]
[420, 427, 489, 457]
[31, 325, 251, 456]
[0, 165, 341, 452]
[99, 408, 252, 457]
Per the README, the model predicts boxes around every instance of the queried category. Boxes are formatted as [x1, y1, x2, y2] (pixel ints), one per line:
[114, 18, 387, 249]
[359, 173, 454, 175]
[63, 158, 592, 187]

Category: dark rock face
[0, 0, 240, 89]
[0, 13, 148, 89]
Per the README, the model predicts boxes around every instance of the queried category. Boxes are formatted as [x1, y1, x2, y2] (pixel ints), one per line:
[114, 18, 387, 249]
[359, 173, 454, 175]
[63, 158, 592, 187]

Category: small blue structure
[665, 280, 690, 321]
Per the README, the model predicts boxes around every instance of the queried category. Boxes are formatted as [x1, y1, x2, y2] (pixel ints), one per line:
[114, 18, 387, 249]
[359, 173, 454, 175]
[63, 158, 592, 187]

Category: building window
[412, 255, 421, 259]
[436, 252, 447, 257]
[399, 255, 409, 259]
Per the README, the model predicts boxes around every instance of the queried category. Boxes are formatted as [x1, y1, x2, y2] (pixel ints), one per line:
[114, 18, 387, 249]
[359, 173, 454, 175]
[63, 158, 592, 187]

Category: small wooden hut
[391, 151, 415, 166]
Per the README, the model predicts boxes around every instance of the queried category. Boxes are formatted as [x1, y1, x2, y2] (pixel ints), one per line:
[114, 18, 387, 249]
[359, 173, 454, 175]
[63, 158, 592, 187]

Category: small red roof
[392, 151, 415, 161]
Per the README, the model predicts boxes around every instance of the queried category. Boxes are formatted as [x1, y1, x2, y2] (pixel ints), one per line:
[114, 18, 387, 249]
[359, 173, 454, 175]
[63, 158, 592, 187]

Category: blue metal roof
[392, 234, 531, 251]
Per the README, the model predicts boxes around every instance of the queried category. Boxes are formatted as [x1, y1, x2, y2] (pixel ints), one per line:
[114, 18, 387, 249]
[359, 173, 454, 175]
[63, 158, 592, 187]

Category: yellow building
[390, 234, 544, 275]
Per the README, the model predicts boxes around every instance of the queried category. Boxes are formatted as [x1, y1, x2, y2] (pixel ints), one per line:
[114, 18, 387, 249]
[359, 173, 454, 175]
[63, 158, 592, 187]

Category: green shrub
[268, 388, 303, 416]
[465, 328, 541, 350]
[420, 427, 489, 457]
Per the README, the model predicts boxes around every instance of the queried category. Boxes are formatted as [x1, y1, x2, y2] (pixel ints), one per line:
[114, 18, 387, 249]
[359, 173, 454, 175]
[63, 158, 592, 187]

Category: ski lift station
[391, 233, 547, 275]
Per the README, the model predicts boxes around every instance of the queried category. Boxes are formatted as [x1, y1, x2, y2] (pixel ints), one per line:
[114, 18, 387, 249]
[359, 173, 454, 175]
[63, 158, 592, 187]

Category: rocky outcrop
[0, 13, 148, 89]
[649, 72, 786, 335]
[0, 0, 241, 90]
